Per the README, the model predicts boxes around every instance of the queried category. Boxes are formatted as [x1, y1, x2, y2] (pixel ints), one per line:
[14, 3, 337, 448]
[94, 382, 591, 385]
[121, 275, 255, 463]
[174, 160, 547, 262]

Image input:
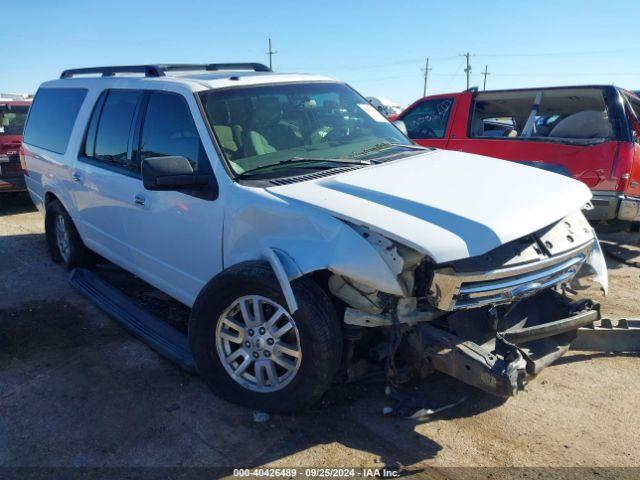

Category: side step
[574, 319, 640, 352]
[69, 268, 196, 373]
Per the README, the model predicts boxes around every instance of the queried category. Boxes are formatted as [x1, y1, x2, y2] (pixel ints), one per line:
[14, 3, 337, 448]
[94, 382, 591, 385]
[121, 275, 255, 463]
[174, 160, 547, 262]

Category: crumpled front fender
[223, 190, 406, 312]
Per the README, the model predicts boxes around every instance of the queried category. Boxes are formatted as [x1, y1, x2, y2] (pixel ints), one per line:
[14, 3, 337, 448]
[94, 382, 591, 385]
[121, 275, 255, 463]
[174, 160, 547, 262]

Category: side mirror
[141, 156, 211, 191]
[393, 120, 408, 136]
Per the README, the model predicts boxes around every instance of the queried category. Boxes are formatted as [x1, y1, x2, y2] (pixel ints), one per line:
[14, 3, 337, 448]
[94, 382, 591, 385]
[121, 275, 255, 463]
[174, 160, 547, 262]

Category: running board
[69, 268, 196, 373]
[574, 319, 640, 352]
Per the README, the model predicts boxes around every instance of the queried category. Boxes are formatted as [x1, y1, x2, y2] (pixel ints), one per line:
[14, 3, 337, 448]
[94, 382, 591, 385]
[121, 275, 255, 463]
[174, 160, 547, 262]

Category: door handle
[133, 193, 147, 207]
[71, 172, 82, 183]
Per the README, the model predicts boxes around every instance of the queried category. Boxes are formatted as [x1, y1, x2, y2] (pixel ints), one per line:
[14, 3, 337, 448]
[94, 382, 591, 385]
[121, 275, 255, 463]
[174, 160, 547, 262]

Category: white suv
[22, 63, 607, 412]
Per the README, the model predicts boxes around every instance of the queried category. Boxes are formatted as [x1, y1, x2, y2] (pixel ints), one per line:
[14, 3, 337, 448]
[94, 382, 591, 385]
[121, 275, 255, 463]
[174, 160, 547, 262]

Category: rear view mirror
[141, 156, 211, 191]
[393, 120, 408, 136]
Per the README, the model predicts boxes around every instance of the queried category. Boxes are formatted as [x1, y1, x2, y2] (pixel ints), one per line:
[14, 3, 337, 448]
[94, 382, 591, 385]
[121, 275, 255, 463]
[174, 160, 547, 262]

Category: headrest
[207, 100, 230, 125]
[252, 97, 282, 126]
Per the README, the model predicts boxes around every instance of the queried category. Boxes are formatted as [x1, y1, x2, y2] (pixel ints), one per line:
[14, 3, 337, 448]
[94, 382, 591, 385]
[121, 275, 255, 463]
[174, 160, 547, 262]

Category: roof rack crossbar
[60, 65, 165, 79]
[205, 63, 271, 72]
[60, 63, 272, 79]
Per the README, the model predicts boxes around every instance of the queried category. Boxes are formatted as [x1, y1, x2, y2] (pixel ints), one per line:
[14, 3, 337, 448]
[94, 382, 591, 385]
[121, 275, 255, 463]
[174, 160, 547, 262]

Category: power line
[421, 58, 432, 97]
[266, 38, 277, 70]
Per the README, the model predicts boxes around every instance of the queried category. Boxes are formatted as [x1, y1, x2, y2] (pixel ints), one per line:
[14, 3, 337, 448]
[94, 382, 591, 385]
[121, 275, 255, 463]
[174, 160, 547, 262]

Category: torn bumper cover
[403, 291, 600, 398]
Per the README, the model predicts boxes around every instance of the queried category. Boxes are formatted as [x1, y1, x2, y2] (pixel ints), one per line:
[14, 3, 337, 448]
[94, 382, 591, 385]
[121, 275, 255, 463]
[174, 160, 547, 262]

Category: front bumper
[405, 291, 599, 397]
[586, 191, 640, 223]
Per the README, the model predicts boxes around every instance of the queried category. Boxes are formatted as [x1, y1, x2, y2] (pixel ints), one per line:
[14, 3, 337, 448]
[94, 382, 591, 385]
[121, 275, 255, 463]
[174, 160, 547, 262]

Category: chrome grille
[430, 242, 593, 311]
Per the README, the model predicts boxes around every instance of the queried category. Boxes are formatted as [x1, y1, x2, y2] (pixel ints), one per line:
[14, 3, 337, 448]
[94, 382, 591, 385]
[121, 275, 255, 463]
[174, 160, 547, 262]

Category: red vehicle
[394, 86, 640, 227]
[0, 99, 30, 192]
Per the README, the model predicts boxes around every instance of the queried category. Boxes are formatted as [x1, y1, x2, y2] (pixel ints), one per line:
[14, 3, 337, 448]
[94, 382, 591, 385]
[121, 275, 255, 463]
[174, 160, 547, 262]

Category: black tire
[189, 261, 342, 413]
[45, 200, 96, 270]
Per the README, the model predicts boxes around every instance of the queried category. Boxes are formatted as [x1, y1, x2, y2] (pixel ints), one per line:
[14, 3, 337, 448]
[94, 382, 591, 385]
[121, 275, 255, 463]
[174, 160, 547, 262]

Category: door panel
[126, 91, 223, 306]
[71, 162, 140, 269]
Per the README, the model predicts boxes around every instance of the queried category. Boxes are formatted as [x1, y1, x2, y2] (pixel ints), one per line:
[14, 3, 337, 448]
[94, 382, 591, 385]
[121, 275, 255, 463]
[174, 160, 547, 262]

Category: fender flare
[263, 247, 301, 313]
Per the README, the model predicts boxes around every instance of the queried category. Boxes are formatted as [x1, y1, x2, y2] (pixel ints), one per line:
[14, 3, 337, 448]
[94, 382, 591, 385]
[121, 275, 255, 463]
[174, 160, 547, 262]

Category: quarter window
[23, 88, 87, 154]
[402, 98, 453, 139]
[140, 92, 203, 169]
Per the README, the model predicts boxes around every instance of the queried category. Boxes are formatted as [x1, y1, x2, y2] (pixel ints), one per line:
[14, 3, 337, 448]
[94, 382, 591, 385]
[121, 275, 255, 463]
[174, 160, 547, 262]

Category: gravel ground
[1, 193, 639, 478]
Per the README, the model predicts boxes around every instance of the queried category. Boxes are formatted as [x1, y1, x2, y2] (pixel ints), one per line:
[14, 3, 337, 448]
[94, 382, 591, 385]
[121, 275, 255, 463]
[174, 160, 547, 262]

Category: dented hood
[266, 149, 592, 264]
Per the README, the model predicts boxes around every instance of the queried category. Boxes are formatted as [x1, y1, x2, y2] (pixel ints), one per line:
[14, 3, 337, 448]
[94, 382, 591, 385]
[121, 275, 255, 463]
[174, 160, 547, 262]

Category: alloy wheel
[215, 295, 302, 393]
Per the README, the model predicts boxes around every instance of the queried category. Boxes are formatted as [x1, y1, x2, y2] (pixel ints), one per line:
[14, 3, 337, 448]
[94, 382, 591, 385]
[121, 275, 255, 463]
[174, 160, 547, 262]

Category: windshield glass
[199, 82, 411, 176]
[0, 104, 29, 136]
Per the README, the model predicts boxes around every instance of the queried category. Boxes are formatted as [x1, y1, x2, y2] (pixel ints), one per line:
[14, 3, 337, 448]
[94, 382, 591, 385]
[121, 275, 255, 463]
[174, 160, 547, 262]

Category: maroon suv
[0, 99, 30, 192]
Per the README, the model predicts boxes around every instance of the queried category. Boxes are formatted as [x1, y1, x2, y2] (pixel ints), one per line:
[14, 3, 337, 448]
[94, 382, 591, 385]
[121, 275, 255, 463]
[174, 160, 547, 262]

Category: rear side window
[140, 92, 203, 169]
[402, 97, 453, 139]
[471, 88, 613, 142]
[83, 90, 142, 171]
[23, 88, 87, 154]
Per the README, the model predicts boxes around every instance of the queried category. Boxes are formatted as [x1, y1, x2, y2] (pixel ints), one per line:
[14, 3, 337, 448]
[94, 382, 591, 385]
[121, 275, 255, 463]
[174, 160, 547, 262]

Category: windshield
[0, 105, 29, 136]
[199, 82, 412, 177]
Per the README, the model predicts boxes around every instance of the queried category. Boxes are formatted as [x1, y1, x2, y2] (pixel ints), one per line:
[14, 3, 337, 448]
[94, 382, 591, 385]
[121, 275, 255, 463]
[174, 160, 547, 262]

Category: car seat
[548, 110, 612, 139]
[207, 100, 240, 158]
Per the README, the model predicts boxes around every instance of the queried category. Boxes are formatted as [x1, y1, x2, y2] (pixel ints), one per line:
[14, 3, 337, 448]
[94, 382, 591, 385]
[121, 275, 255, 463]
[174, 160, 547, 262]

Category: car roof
[42, 65, 337, 94]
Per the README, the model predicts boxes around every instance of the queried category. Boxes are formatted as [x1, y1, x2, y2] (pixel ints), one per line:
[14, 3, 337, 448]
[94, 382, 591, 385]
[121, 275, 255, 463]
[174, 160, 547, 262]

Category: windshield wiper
[351, 142, 427, 158]
[236, 157, 371, 178]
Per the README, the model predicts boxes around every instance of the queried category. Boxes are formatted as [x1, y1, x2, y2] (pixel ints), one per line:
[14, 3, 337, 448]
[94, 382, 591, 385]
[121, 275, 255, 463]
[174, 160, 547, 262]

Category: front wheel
[189, 262, 342, 413]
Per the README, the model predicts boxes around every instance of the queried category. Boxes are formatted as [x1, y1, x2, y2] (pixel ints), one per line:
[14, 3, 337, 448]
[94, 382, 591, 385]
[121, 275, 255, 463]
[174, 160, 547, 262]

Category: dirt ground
[1, 193, 639, 477]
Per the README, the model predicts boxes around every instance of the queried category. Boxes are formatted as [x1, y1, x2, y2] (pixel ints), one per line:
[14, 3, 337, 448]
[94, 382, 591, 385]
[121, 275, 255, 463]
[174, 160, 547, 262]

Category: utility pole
[266, 38, 277, 70]
[421, 58, 432, 97]
[460, 52, 473, 89]
[482, 65, 490, 91]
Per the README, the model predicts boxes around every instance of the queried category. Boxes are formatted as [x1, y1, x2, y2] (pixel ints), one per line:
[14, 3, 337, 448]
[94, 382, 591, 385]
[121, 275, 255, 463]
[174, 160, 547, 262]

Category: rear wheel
[45, 200, 96, 269]
[189, 262, 342, 413]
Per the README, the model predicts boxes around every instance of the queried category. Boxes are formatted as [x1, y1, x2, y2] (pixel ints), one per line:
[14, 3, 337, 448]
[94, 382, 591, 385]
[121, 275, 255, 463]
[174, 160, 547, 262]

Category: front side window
[140, 92, 203, 169]
[0, 104, 29, 136]
[199, 82, 412, 178]
[402, 97, 453, 139]
[23, 88, 87, 154]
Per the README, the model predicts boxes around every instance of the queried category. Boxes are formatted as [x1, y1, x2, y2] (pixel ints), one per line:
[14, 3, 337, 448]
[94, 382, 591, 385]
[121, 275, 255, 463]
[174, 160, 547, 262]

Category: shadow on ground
[0, 193, 37, 216]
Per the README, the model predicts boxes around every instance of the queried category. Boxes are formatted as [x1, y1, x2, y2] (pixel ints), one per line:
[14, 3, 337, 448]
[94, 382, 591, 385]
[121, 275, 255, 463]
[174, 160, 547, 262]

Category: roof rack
[60, 63, 272, 79]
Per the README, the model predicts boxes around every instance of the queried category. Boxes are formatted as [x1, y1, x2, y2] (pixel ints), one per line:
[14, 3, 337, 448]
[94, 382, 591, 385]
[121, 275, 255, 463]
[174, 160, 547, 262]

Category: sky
[2, 0, 639, 107]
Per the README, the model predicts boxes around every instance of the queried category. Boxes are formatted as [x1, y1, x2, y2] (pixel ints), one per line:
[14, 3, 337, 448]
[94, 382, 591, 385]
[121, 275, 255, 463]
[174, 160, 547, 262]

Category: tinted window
[93, 90, 142, 167]
[140, 92, 202, 169]
[23, 88, 87, 153]
[402, 97, 453, 139]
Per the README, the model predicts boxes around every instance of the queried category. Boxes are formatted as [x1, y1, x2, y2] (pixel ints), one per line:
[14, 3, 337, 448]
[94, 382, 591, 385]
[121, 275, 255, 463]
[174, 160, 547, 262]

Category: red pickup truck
[394, 86, 640, 227]
[0, 99, 30, 192]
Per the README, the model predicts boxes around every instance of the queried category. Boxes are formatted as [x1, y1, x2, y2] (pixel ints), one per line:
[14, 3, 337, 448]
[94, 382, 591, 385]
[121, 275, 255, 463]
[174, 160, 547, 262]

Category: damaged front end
[331, 210, 606, 398]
